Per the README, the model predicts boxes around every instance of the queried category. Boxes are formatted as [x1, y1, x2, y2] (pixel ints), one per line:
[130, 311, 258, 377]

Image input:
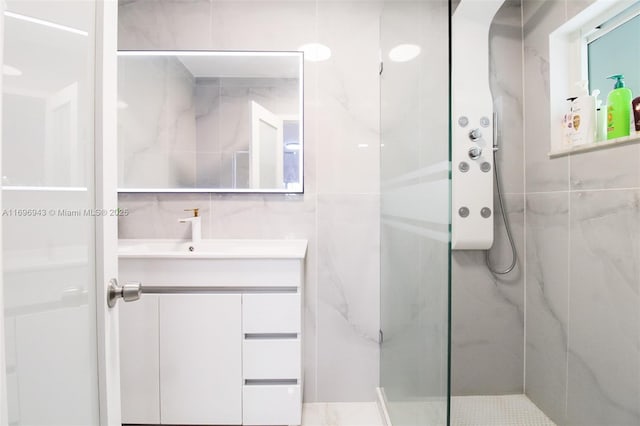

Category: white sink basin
[118, 239, 308, 259]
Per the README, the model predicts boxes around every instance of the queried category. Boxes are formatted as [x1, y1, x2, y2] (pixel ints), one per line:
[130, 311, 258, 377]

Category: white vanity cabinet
[118, 239, 307, 426]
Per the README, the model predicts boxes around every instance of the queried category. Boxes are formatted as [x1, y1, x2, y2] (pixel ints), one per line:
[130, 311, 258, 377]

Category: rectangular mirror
[117, 51, 303, 193]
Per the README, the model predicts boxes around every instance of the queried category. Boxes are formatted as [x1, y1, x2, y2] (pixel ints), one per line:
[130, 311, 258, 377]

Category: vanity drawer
[242, 293, 300, 334]
[243, 338, 301, 380]
[243, 384, 301, 426]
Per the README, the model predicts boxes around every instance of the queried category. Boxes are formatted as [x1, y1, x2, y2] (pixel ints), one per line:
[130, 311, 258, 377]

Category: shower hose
[485, 139, 517, 275]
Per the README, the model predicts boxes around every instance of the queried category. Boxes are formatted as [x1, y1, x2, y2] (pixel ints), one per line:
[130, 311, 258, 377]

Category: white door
[250, 101, 284, 189]
[44, 83, 80, 186]
[0, 1, 121, 425]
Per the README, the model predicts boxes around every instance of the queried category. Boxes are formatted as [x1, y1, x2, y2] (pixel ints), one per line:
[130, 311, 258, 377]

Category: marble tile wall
[117, 0, 381, 402]
[118, 56, 197, 188]
[194, 78, 223, 188]
[301, 402, 383, 426]
[523, 0, 640, 424]
[451, 0, 526, 396]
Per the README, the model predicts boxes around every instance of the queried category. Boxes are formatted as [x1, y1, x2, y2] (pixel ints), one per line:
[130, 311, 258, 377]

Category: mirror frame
[117, 50, 304, 194]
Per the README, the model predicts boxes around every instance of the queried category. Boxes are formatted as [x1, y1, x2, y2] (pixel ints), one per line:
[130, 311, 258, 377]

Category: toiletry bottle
[562, 97, 577, 146]
[633, 96, 640, 134]
[606, 74, 633, 139]
[568, 81, 597, 146]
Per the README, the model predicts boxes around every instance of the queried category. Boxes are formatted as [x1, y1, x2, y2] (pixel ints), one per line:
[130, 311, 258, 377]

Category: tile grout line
[520, 0, 527, 395]
[527, 186, 640, 195]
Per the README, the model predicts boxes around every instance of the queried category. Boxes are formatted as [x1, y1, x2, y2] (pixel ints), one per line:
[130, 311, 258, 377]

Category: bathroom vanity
[117, 239, 307, 426]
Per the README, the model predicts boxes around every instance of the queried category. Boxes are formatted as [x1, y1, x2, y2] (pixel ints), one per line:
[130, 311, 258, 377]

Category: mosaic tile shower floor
[450, 395, 556, 426]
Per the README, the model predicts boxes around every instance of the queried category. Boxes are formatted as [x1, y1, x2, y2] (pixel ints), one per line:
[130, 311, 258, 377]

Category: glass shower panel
[2, 1, 100, 424]
[379, 0, 450, 425]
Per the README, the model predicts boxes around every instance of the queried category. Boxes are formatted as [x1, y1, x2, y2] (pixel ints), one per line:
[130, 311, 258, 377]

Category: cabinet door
[119, 294, 160, 424]
[159, 294, 242, 425]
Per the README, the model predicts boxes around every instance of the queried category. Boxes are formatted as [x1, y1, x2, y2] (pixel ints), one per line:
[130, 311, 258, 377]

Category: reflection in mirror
[117, 51, 304, 193]
[2, 9, 90, 189]
[2, 2, 99, 424]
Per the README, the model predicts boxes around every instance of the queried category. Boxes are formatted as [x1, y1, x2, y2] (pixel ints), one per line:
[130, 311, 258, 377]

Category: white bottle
[562, 98, 575, 147]
[568, 81, 597, 146]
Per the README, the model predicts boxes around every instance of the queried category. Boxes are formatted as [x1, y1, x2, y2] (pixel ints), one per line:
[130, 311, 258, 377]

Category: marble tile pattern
[316, 194, 380, 402]
[117, 0, 381, 402]
[451, 0, 526, 396]
[451, 194, 525, 395]
[567, 190, 640, 425]
[489, 0, 526, 195]
[301, 402, 383, 426]
[523, 1, 640, 425]
[315, 1, 381, 195]
[118, 56, 197, 188]
[523, 0, 568, 193]
[524, 193, 569, 424]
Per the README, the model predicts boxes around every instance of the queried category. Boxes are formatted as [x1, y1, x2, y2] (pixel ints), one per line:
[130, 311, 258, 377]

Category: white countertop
[118, 239, 308, 260]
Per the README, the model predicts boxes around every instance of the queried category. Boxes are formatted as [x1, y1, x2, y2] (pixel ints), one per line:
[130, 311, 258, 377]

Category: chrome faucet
[179, 208, 201, 242]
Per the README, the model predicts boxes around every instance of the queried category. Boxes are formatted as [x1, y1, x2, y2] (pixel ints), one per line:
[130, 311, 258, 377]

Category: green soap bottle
[606, 74, 633, 139]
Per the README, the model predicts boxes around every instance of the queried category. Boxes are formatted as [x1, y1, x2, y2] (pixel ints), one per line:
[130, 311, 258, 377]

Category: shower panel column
[451, 0, 504, 250]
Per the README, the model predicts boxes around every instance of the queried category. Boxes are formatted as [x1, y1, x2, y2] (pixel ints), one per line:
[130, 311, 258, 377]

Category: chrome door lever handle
[107, 278, 142, 308]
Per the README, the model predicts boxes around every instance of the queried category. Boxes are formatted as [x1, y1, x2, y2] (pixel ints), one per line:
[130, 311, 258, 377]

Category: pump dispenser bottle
[606, 74, 633, 139]
[568, 81, 597, 145]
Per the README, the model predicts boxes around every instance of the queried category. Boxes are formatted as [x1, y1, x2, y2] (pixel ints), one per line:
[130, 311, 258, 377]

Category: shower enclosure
[379, 1, 451, 425]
